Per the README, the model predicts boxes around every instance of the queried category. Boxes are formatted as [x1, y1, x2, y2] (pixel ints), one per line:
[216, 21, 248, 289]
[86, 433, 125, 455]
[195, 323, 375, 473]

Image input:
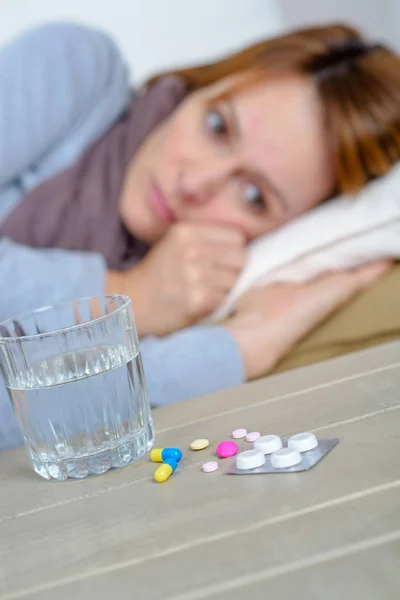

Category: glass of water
[0, 295, 154, 481]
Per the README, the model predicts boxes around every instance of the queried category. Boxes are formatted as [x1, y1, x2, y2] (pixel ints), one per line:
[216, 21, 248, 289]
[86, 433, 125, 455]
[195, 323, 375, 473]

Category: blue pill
[162, 448, 182, 462]
[163, 457, 178, 472]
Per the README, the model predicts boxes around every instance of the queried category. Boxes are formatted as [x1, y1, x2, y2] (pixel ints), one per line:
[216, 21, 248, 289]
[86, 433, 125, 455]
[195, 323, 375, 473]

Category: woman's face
[120, 73, 335, 245]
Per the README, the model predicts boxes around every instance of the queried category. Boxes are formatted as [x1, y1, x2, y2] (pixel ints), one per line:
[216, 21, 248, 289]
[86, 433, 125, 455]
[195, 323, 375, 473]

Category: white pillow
[208, 163, 400, 323]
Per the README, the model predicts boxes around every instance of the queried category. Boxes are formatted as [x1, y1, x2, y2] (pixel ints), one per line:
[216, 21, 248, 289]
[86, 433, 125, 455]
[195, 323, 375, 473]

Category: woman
[0, 22, 397, 449]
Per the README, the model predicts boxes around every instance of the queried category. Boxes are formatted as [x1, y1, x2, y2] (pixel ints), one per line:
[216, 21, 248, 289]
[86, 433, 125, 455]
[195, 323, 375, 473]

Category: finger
[309, 259, 392, 305]
[187, 288, 227, 321]
[347, 259, 393, 288]
[170, 222, 245, 250]
[313, 259, 392, 288]
[211, 247, 247, 272]
[237, 259, 392, 316]
[207, 265, 240, 293]
[196, 224, 246, 247]
[187, 264, 239, 296]
[187, 241, 246, 273]
[289, 261, 389, 328]
[201, 290, 227, 316]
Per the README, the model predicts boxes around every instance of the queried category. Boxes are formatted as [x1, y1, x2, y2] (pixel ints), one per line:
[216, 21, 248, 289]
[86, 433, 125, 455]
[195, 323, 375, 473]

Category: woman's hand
[225, 260, 392, 380]
[107, 223, 246, 336]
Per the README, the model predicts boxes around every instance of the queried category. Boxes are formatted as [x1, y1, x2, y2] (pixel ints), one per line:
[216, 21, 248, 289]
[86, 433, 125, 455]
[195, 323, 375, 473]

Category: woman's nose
[180, 158, 235, 205]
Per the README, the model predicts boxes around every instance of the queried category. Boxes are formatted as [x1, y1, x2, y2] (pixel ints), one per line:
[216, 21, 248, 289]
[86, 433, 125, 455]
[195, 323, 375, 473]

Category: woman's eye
[244, 183, 266, 212]
[206, 109, 228, 137]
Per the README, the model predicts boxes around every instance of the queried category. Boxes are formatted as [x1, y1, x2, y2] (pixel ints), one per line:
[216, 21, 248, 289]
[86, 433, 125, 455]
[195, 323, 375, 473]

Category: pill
[288, 432, 318, 453]
[271, 447, 302, 469]
[202, 461, 219, 473]
[232, 428, 247, 439]
[151, 448, 182, 463]
[216, 441, 238, 458]
[154, 458, 178, 483]
[190, 438, 210, 451]
[254, 434, 283, 455]
[236, 449, 266, 470]
[245, 431, 261, 443]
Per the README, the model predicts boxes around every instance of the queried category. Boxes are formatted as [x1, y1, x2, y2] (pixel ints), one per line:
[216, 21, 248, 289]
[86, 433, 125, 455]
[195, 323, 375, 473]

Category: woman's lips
[149, 181, 177, 223]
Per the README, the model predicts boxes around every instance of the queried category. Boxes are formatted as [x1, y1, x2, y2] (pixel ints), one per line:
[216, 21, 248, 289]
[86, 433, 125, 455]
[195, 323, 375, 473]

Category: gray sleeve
[141, 325, 245, 407]
[0, 21, 130, 188]
[0, 21, 131, 323]
[0, 238, 106, 322]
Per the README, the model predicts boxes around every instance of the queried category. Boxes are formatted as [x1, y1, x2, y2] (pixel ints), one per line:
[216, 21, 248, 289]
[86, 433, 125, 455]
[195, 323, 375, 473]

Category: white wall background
[2, 0, 398, 82]
[0, 0, 283, 83]
[386, 0, 400, 52]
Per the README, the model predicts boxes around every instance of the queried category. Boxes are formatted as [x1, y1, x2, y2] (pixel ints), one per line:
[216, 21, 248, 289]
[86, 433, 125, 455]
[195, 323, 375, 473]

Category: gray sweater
[0, 23, 245, 451]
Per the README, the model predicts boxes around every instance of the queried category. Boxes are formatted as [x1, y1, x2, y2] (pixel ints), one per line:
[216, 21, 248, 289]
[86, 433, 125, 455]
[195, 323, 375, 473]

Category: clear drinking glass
[0, 295, 154, 481]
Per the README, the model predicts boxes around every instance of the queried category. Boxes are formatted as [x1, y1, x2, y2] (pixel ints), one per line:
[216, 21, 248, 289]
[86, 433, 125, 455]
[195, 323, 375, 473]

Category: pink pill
[202, 461, 219, 473]
[246, 431, 261, 442]
[232, 428, 247, 439]
[216, 441, 238, 458]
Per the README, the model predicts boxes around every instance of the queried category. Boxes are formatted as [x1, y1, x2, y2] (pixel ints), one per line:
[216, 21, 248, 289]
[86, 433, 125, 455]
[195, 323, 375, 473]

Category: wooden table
[1, 341, 400, 600]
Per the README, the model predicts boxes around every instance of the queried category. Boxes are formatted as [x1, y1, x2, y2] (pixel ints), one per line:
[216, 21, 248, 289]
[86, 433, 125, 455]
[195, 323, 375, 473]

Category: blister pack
[226, 433, 339, 475]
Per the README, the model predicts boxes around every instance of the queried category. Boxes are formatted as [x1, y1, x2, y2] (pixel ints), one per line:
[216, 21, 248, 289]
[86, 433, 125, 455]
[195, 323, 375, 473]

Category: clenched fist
[107, 223, 246, 336]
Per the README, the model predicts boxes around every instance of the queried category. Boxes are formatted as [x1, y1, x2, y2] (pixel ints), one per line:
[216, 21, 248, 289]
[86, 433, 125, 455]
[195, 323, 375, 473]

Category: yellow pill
[150, 448, 164, 462]
[190, 438, 210, 451]
[154, 463, 173, 483]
